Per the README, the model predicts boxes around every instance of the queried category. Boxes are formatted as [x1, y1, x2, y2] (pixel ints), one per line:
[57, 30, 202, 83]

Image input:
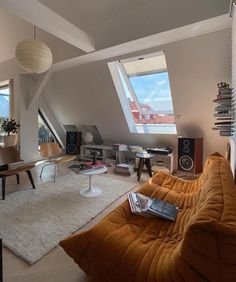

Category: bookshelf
[212, 82, 234, 137]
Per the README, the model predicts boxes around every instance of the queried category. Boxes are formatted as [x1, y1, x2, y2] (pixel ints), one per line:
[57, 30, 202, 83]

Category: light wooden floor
[2, 161, 149, 282]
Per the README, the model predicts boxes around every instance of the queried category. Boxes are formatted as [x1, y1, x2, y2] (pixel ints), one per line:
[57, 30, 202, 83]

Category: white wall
[42, 29, 231, 162]
[0, 58, 40, 161]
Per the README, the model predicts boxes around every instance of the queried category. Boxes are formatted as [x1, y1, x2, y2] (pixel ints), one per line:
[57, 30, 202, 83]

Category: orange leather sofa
[60, 154, 236, 282]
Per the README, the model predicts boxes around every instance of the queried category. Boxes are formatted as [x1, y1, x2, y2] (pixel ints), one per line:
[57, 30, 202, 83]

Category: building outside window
[108, 51, 176, 134]
[38, 110, 57, 145]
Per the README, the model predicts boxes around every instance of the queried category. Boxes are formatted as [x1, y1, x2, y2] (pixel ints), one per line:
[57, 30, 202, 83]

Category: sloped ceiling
[0, 0, 230, 65]
[40, 0, 230, 49]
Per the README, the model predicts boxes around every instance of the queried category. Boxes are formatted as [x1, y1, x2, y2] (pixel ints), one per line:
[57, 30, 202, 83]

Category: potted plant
[0, 118, 18, 147]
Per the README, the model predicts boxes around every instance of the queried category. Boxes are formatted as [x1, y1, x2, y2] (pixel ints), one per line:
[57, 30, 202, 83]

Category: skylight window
[108, 51, 176, 134]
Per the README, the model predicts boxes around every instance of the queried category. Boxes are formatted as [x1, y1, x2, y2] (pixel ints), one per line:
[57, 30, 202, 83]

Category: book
[115, 163, 134, 175]
[127, 192, 178, 221]
[8, 160, 25, 170]
[128, 145, 143, 152]
[84, 161, 105, 168]
[220, 131, 233, 136]
[213, 97, 233, 102]
[212, 127, 233, 130]
[69, 163, 106, 173]
[214, 121, 234, 125]
[112, 144, 128, 151]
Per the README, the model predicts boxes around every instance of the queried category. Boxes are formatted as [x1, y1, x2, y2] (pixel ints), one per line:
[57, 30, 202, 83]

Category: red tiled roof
[128, 100, 175, 124]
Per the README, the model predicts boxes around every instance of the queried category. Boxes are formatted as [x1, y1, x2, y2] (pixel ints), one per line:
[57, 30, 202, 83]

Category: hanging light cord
[33, 25, 36, 40]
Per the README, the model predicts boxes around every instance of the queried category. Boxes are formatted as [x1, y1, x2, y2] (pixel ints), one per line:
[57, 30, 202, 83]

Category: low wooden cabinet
[80, 145, 115, 162]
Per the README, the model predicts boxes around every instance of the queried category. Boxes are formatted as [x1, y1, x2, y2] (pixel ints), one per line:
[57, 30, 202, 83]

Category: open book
[127, 192, 178, 221]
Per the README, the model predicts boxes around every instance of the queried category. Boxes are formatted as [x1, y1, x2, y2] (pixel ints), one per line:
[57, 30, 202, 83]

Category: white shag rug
[0, 173, 135, 265]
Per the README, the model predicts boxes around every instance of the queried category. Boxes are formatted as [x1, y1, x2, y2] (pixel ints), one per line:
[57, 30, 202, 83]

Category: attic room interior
[1, 0, 236, 281]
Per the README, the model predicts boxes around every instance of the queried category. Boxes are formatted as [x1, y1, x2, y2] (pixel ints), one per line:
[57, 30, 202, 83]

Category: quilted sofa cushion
[60, 154, 236, 282]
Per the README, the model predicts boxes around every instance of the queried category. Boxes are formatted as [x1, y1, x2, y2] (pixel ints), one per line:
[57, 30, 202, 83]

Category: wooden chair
[0, 146, 35, 200]
[39, 143, 76, 182]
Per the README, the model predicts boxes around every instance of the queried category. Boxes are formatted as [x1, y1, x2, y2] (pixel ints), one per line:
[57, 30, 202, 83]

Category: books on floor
[115, 163, 134, 175]
[127, 192, 178, 221]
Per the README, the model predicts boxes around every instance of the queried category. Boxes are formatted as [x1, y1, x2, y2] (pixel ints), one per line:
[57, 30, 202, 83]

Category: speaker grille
[66, 131, 82, 155]
[179, 155, 194, 171]
[178, 137, 203, 174]
[66, 143, 77, 154]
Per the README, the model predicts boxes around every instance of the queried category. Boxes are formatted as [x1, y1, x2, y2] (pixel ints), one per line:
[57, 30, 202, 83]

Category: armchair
[39, 142, 76, 182]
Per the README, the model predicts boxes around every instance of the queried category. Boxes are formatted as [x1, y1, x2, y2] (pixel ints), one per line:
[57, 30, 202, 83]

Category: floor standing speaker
[178, 137, 203, 174]
[66, 131, 82, 155]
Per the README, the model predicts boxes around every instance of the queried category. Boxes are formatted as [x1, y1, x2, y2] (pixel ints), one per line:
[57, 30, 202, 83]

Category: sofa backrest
[179, 155, 236, 281]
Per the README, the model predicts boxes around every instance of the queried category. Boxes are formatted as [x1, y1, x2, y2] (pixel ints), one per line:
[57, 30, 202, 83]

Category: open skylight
[108, 51, 176, 134]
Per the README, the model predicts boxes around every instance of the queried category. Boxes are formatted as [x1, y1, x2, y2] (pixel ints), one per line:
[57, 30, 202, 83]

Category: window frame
[38, 109, 61, 147]
[0, 83, 10, 119]
[108, 51, 177, 135]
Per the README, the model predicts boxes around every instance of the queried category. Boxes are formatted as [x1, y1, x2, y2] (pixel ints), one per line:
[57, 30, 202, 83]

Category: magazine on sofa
[127, 192, 178, 221]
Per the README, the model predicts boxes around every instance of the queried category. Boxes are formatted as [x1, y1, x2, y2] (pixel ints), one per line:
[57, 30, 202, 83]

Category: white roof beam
[18, 14, 231, 109]
[1, 0, 95, 53]
[53, 14, 231, 72]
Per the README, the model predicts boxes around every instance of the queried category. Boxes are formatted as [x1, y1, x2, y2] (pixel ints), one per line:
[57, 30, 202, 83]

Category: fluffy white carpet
[0, 173, 135, 265]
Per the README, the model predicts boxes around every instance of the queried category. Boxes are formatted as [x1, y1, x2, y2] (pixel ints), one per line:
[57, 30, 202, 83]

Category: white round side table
[79, 166, 107, 197]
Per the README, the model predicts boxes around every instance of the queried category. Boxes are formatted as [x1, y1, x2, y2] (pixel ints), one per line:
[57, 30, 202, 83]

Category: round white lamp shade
[15, 39, 53, 73]
[84, 132, 94, 144]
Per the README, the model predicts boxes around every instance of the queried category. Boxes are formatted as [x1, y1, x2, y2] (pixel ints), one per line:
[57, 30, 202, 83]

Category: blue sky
[129, 72, 174, 112]
[0, 88, 10, 118]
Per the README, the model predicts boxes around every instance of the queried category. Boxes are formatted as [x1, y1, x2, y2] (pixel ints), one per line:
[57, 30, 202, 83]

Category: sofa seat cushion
[60, 154, 236, 282]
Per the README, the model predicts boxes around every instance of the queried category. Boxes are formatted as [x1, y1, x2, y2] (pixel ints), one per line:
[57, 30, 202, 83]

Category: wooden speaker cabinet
[178, 137, 203, 174]
[66, 131, 82, 155]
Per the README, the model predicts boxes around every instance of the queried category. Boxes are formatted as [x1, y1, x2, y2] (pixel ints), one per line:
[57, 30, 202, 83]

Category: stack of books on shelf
[127, 192, 178, 221]
[112, 143, 128, 151]
[115, 163, 134, 175]
[212, 82, 234, 136]
[128, 145, 143, 152]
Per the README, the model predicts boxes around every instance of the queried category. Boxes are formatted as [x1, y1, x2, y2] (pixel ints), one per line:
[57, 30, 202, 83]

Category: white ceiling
[39, 0, 154, 30]
[0, 0, 230, 65]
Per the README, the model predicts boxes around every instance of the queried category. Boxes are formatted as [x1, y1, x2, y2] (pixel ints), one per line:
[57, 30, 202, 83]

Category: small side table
[79, 166, 108, 197]
[136, 153, 154, 181]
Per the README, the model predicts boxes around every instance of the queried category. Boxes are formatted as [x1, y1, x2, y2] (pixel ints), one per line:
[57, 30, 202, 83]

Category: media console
[80, 145, 115, 162]
[80, 144, 175, 173]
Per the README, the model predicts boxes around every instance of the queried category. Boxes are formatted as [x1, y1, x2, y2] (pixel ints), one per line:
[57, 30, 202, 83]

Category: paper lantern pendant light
[15, 26, 53, 74]
[15, 39, 53, 74]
